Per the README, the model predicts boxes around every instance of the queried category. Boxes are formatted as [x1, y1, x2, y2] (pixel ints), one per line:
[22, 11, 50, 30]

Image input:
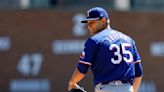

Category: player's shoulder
[85, 29, 109, 46]
[115, 29, 134, 41]
[85, 37, 96, 46]
[91, 28, 110, 41]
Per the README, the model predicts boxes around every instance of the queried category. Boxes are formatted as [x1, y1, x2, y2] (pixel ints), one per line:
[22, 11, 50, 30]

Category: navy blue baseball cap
[81, 7, 109, 23]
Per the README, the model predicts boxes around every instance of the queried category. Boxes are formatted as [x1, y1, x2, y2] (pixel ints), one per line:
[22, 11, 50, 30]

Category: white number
[109, 44, 122, 64]
[17, 53, 43, 77]
[122, 43, 133, 63]
[109, 43, 133, 64]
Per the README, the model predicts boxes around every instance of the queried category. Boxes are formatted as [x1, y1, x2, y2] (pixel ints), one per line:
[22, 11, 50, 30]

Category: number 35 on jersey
[109, 43, 133, 64]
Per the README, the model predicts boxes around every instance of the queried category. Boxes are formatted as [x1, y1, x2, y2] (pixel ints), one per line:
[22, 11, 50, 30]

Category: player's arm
[131, 40, 143, 92]
[133, 60, 143, 92]
[68, 68, 86, 91]
[68, 38, 95, 91]
[68, 63, 90, 91]
[133, 76, 142, 92]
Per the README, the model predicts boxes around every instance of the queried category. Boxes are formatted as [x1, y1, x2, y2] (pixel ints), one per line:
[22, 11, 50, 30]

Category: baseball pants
[95, 81, 133, 92]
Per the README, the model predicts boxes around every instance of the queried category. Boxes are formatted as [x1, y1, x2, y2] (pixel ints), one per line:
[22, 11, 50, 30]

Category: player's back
[91, 28, 136, 85]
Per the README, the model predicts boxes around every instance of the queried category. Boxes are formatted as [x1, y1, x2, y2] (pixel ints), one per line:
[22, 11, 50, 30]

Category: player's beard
[88, 27, 97, 35]
[88, 24, 101, 35]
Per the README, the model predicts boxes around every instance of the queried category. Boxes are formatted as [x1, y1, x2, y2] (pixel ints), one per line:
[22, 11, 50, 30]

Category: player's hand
[68, 82, 76, 91]
[68, 84, 87, 92]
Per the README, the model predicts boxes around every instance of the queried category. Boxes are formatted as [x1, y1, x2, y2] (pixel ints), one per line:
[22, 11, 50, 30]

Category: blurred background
[0, 0, 164, 92]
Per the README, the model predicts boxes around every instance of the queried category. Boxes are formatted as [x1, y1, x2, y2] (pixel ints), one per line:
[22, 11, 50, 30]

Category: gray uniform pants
[95, 81, 133, 92]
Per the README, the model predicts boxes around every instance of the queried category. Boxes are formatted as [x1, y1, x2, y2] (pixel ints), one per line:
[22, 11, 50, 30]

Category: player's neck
[107, 25, 111, 29]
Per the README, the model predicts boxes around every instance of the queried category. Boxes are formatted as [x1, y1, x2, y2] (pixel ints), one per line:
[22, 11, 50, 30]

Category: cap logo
[86, 11, 90, 17]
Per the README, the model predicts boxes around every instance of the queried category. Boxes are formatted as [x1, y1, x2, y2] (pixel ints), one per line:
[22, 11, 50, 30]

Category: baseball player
[68, 7, 143, 92]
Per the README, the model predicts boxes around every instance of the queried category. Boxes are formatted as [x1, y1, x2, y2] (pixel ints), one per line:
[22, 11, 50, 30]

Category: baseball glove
[68, 84, 87, 92]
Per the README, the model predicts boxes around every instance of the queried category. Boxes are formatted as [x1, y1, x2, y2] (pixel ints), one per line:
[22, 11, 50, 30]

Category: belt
[101, 80, 132, 85]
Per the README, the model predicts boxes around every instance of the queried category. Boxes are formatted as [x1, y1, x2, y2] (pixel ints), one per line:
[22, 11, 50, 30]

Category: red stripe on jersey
[78, 60, 92, 66]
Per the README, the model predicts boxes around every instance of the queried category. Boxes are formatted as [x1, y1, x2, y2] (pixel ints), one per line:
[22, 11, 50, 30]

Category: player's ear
[101, 17, 107, 24]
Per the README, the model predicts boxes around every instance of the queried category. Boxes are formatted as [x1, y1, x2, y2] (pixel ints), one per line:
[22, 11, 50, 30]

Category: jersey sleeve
[132, 40, 141, 63]
[132, 40, 143, 77]
[78, 38, 96, 66]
